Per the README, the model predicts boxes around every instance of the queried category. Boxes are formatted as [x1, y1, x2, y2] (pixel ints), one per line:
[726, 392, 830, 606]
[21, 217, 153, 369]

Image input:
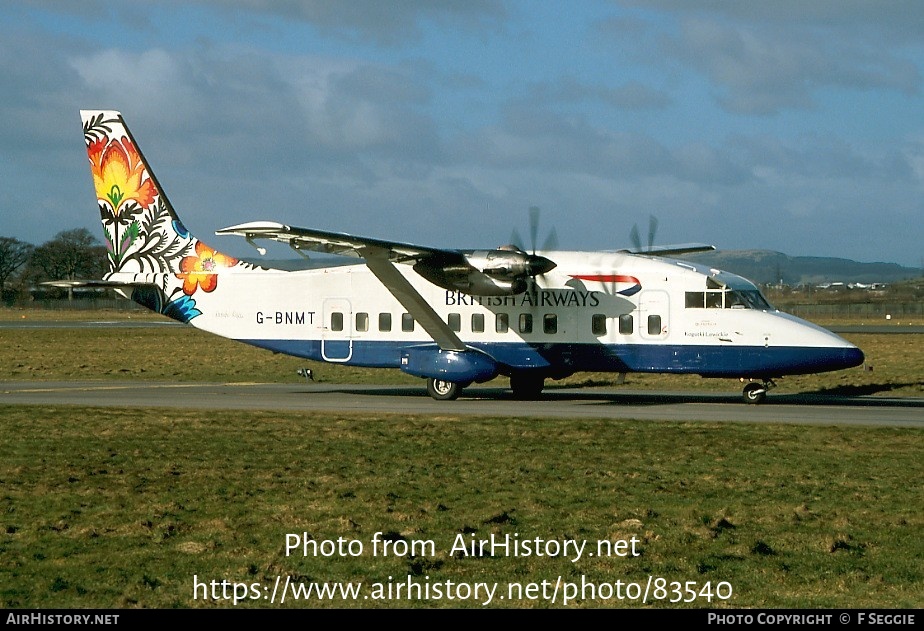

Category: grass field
[1, 407, 921, 609]
[0, 308, 922, 609]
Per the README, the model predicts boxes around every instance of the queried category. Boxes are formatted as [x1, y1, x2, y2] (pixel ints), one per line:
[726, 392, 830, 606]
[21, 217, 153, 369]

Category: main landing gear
[741, 379, 776, 404]
[427, 378, 462, 401]
[425, 374, 547, 401]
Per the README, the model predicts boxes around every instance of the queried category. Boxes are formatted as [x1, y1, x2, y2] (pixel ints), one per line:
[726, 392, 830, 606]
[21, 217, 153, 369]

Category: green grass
[1, 407, 921, 608]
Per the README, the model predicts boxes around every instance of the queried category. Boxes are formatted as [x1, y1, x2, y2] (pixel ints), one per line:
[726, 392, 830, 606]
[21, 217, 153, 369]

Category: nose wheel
[742, 379, 775, 404]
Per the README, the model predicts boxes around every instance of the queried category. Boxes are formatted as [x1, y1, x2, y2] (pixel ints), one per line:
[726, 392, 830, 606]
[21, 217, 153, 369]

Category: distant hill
[679, 250, 921, 286]
[249, 250, 921, 286]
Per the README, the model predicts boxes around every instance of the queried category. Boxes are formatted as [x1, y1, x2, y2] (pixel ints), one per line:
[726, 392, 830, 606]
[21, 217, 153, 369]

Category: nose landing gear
[742, 379, 776, 404]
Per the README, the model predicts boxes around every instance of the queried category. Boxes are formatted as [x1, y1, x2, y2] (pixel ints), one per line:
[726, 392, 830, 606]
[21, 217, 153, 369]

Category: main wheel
[742, 382, 767, 404]
[427, 378, 461, 401]
[510, 373, 544, 400]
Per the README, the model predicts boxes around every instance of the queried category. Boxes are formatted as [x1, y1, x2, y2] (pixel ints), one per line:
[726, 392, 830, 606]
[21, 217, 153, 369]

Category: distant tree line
[0, 228, 107, 304]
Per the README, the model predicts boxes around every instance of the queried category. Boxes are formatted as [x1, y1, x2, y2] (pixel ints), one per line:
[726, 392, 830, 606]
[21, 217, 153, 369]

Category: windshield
[686, 288, 774, 310]
[727, 289, 773, 310]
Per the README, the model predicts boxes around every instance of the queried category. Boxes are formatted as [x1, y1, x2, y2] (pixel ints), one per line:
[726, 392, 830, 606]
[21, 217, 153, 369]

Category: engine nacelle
[464, 250, 533, 278]
[400, 346, 499, 383]
[412, 249, 555, 296]
[413, 259, 527, 295]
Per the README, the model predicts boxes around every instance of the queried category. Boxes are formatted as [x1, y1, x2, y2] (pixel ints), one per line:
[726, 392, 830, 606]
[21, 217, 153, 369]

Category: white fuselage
[116, 251, 863, 380]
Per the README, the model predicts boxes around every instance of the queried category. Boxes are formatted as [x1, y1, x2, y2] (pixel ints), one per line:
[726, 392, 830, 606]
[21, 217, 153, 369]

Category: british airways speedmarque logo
[569, 275, 642, 297]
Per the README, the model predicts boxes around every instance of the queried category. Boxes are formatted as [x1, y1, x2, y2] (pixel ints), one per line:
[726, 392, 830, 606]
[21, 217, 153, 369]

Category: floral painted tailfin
[81, 110, 243, 323]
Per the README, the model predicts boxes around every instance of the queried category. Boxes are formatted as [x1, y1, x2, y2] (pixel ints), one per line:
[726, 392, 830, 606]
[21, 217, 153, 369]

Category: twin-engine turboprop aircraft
[73, 110, 864, 402]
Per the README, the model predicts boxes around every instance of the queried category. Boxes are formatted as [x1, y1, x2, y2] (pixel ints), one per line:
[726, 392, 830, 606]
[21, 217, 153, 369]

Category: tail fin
[81, 110, 243, 322]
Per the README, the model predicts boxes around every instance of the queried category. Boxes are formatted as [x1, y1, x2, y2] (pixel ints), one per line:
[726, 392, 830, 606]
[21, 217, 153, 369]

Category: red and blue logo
[569, 274, 642, 296]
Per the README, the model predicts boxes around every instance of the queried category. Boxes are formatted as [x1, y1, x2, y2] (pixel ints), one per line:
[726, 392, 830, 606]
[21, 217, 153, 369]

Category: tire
[742, 382, 766, 404]
[510, 373, 544, 400]
[427, 378, 461, 401]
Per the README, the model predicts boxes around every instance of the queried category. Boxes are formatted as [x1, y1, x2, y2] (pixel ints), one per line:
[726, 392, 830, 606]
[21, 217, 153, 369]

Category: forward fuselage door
[321, 298, 353, 362]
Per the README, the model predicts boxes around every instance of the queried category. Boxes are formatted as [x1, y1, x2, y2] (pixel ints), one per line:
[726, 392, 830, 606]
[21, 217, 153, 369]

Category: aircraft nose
[841, 345, 865, 370]
[806, 344, 865, 374]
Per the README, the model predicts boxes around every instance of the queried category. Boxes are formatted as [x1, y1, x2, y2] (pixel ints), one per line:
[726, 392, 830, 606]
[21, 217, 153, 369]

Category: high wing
[216, 221, 459, 265]
[216, 221, 556, 297]
[217, 221, 554, 352]
[618, 243, 716, 256]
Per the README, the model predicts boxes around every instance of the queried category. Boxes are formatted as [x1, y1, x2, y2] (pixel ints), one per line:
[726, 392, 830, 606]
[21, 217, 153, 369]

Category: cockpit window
[726, 290, 773, 310]
[686, 288, 774, 310]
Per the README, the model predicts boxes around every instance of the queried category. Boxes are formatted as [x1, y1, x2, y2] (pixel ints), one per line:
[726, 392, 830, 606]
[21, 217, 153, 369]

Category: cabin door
[321, 298, 353, 362]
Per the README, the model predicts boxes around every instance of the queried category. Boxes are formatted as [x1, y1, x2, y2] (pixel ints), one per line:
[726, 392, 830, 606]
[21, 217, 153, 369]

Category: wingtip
[215, 220, 289, 235]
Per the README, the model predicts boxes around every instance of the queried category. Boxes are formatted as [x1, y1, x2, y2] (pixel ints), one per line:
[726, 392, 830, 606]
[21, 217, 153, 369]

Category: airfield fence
[782, 303, 924, 319]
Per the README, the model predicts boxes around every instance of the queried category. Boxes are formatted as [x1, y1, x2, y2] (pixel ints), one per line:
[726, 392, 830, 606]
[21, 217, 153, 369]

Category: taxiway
[1, 380, 921, 427]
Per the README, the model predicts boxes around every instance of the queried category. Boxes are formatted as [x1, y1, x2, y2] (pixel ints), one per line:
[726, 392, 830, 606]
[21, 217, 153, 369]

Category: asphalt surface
[1, 380, 921, 427]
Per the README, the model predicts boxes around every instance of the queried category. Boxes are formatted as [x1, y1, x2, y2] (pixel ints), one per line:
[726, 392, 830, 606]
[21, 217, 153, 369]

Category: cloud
[67, 46, 443, 177]
[671, 18, 920, 115]
[455, 103, 749, 186]
[1, 2, 922, 265]
[611, 1, 923, 115]
[527, 76, 672, 111]
[163, 0, 507, 46]
[617, 1, 924, 44]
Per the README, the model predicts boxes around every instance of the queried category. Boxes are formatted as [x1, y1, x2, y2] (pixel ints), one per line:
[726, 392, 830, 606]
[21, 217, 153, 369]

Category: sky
[1, 1, 923, 267]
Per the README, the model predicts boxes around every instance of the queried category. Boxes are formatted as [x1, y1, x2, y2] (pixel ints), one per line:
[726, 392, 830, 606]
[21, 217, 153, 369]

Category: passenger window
[379, 312, 392, 332]
[330, 312, 344, 332]
[618, 314, 633, 335]
[543, 314, 557, 334]
[592, 314, 607, 336]
[471, 313, 485, 333]
[519, 313, 533, 334]
[355, 312, 369, 332]
[648, 315, 662, 335]
[496, 313, 509, 333]
[402, 313, 415, 332]
[448, 313, 461, 332]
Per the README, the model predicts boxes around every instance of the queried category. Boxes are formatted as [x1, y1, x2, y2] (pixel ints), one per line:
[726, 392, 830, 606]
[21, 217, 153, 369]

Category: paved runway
[2, 380, 921, 427]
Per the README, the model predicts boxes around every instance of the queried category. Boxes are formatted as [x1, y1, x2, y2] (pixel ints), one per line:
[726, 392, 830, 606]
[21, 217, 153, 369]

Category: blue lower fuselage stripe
[242, 338, 864, 378]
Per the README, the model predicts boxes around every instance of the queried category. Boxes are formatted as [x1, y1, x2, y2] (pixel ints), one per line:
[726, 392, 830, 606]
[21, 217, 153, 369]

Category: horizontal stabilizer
[41, 279, 159, 290]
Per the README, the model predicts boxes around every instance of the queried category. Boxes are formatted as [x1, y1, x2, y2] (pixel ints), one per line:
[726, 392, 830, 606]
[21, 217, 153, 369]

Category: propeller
[422, 206, 558, 296]
[630, 214, 659, 252]
[508, 206, 558, 276]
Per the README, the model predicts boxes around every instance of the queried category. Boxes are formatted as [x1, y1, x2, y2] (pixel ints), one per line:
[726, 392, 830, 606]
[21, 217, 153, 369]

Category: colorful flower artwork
[83, 111, 252, 322]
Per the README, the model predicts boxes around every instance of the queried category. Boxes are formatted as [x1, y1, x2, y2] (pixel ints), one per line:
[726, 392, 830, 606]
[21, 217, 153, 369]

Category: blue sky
[2, 1, 923, 267]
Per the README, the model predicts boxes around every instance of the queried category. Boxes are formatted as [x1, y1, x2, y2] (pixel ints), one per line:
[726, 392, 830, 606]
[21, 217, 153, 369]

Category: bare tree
[31, 228, 107, 300]
[0, 236, 34, 303]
